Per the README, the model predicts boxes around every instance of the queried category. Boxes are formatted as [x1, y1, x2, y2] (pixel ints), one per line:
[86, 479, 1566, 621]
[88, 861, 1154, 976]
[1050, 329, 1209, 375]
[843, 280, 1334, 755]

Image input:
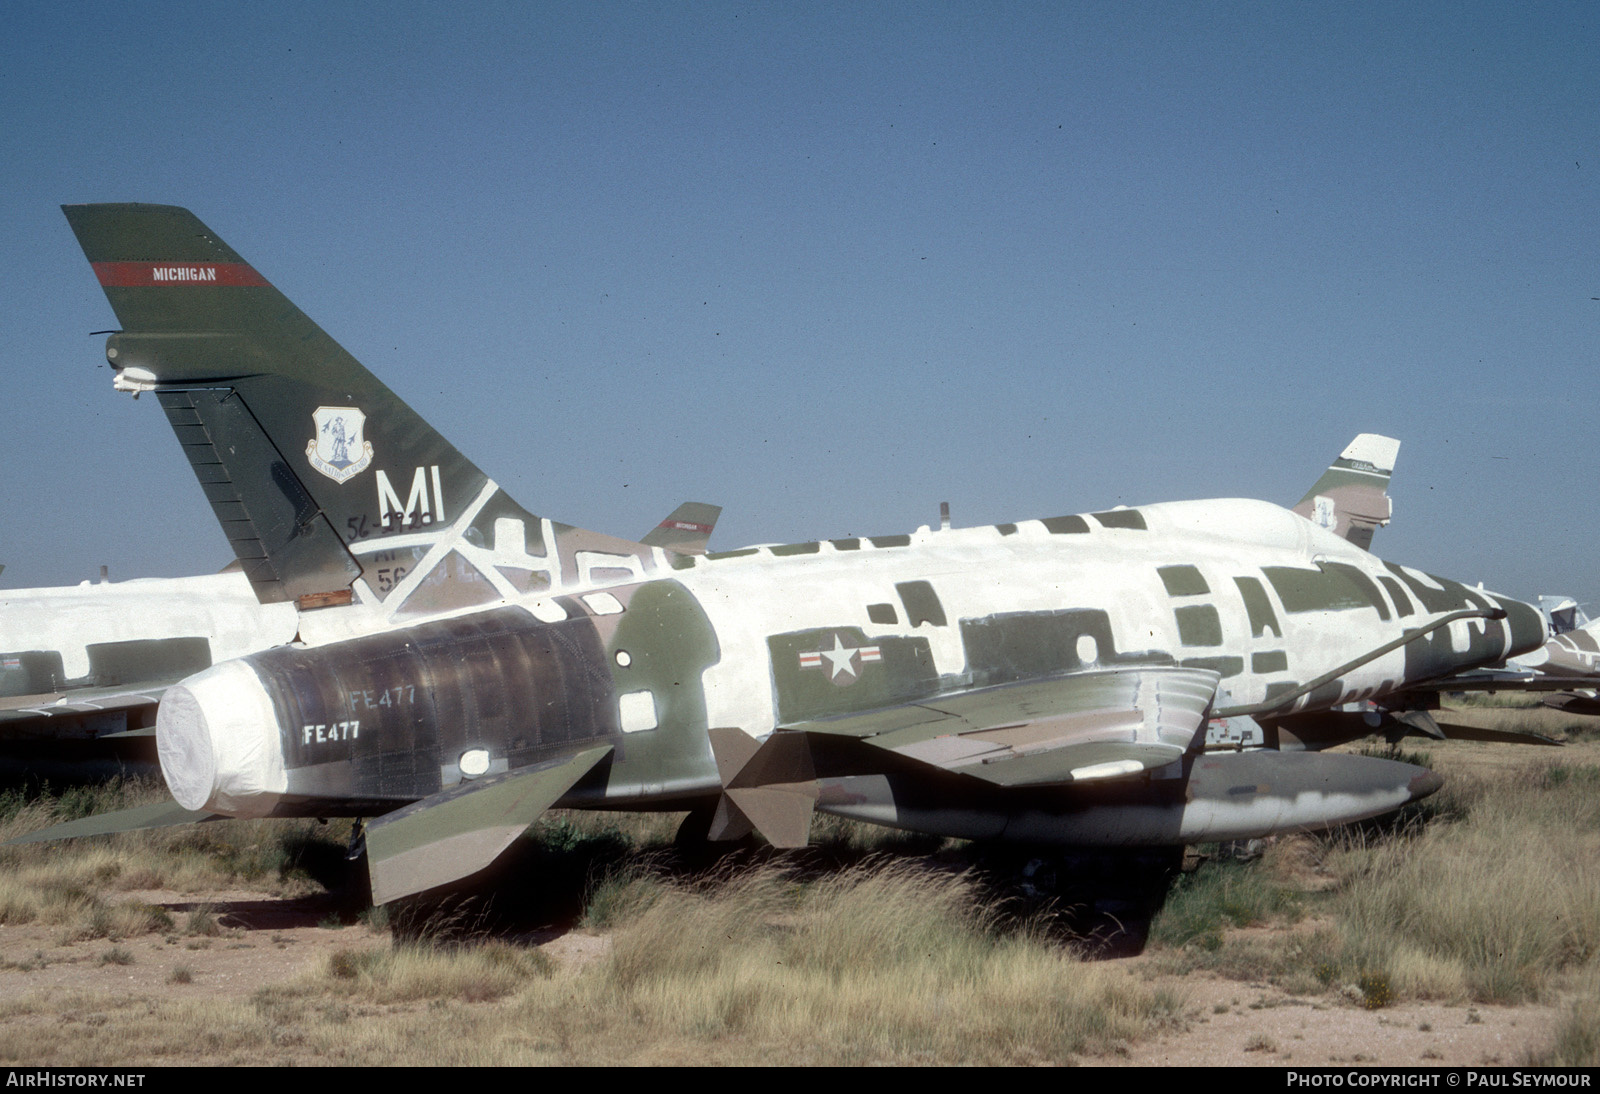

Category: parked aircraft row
[1447, 596, 1600, 716]
[0, 502, 720, 766]
[5, 204, 1584, 906]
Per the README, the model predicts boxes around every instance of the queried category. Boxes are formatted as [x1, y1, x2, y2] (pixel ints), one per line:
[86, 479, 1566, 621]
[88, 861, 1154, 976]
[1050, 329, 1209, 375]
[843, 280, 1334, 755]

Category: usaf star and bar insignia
[799, 633, 882, 687]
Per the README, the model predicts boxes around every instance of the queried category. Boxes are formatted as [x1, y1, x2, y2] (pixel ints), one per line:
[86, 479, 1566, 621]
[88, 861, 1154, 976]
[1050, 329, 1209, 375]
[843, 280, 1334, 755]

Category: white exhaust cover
[157, 660, 287, 817]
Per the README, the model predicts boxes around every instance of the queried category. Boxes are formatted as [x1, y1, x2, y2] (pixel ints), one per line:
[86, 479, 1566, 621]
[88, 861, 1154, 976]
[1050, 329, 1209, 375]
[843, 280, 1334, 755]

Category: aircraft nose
[157, 660, 286, 817]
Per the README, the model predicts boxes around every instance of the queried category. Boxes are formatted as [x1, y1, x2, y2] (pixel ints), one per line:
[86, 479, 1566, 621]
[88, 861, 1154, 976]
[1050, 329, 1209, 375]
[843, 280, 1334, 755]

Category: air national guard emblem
[306, 406, 374, 483]
[798, 633, 882, 687]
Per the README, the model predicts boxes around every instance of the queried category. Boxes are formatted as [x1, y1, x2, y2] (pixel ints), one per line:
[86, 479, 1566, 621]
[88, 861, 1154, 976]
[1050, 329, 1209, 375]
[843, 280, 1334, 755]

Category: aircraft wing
[1415, 669, 1600, 693]
[1390, 668, 1600, 727]
[782, 665, 1220, 787]
[0, 685, 165, 732]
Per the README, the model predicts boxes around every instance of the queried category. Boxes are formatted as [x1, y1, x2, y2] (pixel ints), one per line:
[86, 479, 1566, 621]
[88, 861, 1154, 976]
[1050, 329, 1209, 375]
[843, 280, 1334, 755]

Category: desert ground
[0, 703, 1593, 1067]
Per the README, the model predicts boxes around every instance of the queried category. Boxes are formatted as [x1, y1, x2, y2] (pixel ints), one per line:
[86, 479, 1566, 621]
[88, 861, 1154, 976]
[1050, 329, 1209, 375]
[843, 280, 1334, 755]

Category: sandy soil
[0, 884, 1566, 1067]
[1107, 962, 1562, 1067]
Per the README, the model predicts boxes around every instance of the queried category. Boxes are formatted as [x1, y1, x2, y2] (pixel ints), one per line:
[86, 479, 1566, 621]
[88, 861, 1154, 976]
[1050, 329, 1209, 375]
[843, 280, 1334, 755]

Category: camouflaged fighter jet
[46, 204, 1548, 905]
[0, 569, 298, 779]
[1526, 629, 1600, 715]
[1507, 599, 1600, 715]
[1524, 599, 1600, 686]
[1427, 596, 1600, 719]
[0, 505, 718, 782]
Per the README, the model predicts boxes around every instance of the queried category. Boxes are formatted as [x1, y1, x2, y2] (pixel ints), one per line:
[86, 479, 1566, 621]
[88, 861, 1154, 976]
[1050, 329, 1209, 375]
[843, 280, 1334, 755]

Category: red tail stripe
[92, 261, 270, 287]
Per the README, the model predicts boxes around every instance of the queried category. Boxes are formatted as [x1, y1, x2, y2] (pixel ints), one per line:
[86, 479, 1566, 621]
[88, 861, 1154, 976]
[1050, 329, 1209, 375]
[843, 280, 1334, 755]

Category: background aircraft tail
[1538, 595, 1589, 636]
[63, 204, 657, 614]
[640, 502, 722, 554]
[1291, 433, 1400, 551]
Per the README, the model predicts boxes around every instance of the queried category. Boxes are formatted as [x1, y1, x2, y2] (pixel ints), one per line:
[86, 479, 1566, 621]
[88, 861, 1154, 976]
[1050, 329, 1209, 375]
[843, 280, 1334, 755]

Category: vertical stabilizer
[63, 204, 658, 614]
[1291, 433, 1400, 551]
[640, 502, 722, 555]
[1537, 596, 1588, 636]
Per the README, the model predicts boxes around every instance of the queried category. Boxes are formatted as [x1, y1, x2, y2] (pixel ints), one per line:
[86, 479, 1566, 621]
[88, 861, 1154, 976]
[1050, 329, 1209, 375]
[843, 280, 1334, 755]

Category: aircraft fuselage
[156, 494, 1542, 841]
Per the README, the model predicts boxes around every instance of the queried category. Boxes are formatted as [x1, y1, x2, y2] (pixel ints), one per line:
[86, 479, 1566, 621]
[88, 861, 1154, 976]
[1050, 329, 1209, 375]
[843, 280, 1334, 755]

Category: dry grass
[304, 938, 553, 1003]
[1, 712, 1594, 1064]
[1321, 758, 1600, 1004]
[1525, 968, 1600, 1065]
[1151, 738, 1600, 1015]
[0, 778, 1188, 1064]
[527, 808, 683, 850]
[0, 778, 355, 943]
[305, 860, 1183, 1064]
[586, 862, 1182, 1063]
[1450, 691, 1547, 709]
[0, 859, 1184, 1065]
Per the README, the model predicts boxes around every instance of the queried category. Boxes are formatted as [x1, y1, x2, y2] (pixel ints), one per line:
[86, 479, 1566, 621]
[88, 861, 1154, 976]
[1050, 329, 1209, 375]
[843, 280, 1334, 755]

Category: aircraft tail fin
[1538, 596, 1589, 636]
[640, 502, 722, 555]
[63, 204, 658, 613]
[1291, 433, 1400, 551]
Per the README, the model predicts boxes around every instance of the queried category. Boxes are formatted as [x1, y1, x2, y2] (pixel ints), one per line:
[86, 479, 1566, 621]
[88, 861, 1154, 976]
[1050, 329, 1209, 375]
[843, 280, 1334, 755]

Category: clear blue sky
[2, 2, 1596, 607]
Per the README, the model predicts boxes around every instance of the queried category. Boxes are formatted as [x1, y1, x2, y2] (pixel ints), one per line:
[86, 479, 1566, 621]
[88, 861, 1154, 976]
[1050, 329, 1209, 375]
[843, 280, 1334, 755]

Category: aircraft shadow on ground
[315, 825, 1192, 960]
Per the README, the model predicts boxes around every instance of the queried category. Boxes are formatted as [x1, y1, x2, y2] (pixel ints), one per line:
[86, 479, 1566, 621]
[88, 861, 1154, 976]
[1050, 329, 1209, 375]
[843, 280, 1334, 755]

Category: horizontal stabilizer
[6, 799, 215, 844]
[1292, 433, 1400, 551]
[365, 744, 612, 905]
[785, 666, 1219, 787]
